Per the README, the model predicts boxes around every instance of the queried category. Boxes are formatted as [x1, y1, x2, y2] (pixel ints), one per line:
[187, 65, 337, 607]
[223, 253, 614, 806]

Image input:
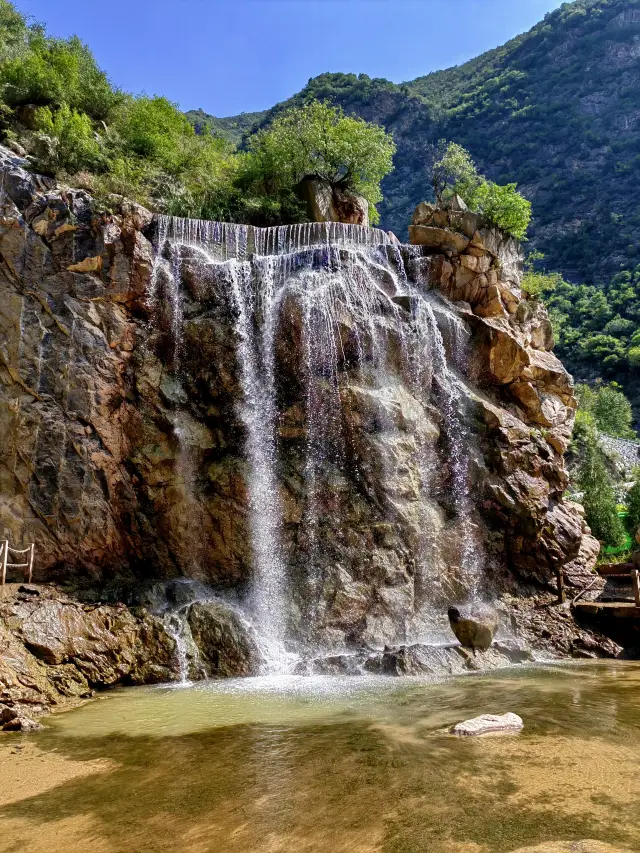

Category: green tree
[429, 140, 477, 203]
[247, 100, 396, 223]
[577, 382, 635, 438]
[429, 141, 531, 239]
[578, 419, 627, 547]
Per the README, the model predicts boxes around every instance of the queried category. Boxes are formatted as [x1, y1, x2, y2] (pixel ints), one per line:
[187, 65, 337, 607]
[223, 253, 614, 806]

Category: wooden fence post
[1, 541, 7, 586]
[632, 569, 640, 609]
[27, 543, 34, 583]
[556, 567, 565, 604]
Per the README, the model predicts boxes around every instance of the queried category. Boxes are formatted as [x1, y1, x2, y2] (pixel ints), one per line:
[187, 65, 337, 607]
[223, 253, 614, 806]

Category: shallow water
[1, 661, 640, 853]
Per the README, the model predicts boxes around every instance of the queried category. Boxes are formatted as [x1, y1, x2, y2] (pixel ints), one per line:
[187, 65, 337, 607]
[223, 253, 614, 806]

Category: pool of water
[1, 661, 639, 853]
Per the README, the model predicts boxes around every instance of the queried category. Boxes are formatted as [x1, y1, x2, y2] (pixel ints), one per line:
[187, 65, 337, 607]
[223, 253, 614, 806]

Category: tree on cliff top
[428, 140, 531, 240]
[246, 101, 396, 223]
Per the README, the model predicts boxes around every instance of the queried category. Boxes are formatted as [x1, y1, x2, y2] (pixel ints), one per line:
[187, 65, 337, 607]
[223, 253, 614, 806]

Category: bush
[32, 104, 103, 174]
[576, 381, 635, 438]
[429, 140, 531, 239]
[1, 32, 121, 119]
[466, 178, 531, 239]
[109, 96, 196, 172]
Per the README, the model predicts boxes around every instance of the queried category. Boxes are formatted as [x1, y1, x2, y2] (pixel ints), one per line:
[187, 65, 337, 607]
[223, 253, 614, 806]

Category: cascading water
[150, 216, 489, 672]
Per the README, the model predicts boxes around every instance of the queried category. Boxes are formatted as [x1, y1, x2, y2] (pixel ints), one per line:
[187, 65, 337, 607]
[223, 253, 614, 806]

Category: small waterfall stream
[150, 217, 489, 672]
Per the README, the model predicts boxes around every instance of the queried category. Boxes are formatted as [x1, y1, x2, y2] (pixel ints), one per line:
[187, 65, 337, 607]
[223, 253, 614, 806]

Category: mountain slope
[198, 0, 640, 287]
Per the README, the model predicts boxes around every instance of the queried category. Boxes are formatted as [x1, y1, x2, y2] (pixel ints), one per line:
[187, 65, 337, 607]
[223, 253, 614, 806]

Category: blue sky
[18, 0, 566, 117]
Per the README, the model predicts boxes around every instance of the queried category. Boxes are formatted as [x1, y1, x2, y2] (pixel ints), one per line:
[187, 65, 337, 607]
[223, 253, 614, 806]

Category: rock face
[0, 147, 610, 675]
[0, 584, 177, 729]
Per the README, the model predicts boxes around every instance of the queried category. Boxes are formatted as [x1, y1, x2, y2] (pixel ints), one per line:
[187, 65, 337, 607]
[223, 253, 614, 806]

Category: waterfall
[150, 217, 488, 672]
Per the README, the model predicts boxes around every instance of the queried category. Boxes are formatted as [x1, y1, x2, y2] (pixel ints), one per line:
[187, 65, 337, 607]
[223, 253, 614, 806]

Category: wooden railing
[0, 540, 35, 584]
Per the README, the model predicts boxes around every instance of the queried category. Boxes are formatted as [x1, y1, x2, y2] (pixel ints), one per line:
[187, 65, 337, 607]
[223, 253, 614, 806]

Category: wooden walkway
[573, 561, 640, 623]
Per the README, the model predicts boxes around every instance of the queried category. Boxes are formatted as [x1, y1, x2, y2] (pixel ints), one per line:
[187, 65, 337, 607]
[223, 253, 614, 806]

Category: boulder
[451, 712, 523, 736]
[448, 605, 499, 651]
[187, 601, 263, 678]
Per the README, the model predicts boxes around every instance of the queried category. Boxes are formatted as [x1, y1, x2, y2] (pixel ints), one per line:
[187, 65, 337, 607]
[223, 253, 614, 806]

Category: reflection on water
[1, 662, 640, 853]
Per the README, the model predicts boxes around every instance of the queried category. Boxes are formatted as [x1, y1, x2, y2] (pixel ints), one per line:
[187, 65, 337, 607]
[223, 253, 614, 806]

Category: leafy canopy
[429, 140, 531, 239]
[575, 382, 635, 439]
[248, 101, 396, 216]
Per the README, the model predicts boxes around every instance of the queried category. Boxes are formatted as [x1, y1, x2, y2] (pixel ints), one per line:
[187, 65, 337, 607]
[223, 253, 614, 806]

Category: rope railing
[0, 540, 35, 584]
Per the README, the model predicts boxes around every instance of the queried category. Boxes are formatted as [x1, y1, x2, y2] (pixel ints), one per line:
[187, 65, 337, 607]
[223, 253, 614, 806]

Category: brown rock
[409, 225, 470, 253]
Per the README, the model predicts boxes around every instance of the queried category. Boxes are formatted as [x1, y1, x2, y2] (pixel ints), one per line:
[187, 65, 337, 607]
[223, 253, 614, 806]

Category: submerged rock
[451, 712, 523, 736]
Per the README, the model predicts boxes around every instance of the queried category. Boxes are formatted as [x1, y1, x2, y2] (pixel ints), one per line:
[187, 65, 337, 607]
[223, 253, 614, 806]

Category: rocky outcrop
[410, 196, 599, 585]
[187, 601, 263, 678]
[0, 147, 611, 683]
[0, 583, 177, 729]
[298, 178, 369, 226]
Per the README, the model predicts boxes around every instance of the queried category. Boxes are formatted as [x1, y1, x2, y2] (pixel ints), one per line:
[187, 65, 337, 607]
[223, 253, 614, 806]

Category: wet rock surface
[187, 601, 263, 678]
[0, 148, 618, 692]
[0, 584, 177, 729]
[448, 604, 499, 651]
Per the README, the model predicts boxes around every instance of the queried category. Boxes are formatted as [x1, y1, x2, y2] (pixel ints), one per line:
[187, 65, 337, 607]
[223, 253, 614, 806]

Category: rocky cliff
[0, 146, 619, 716]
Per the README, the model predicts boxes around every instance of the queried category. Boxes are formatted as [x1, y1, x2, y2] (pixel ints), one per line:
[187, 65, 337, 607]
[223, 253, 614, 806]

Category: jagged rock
[0, 585, 177, 728]
[451, 712, 523, 736]
[187, 601, 262, 678]
[409, 224, 470, 253]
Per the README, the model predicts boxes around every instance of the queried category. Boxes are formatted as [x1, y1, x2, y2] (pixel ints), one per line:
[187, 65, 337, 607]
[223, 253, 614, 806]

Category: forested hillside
[194, 0, 640, 418]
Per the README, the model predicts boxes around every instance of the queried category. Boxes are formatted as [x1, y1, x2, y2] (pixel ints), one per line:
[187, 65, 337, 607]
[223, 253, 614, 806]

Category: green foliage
[32, 103, 102, 174]
[578, 418, 627, 547]
[627, 467, 640, 536]
[429, 140, 476, 202]
[109, 96, 196, 171]
[521, 253, 561, 300]
[465, 179, 531, 240]
[429, 140, 530, 239]
[247, 101, 396, 222]
[575, 382, 635, 438]
[1, 31, 121, 119]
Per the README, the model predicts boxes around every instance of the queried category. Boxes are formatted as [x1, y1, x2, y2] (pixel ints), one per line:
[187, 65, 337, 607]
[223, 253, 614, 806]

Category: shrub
[429, 140, 531, 239]
[1, 32, 120, 119]
[575, 382, 635, 438]
[32, 104, 103, 174]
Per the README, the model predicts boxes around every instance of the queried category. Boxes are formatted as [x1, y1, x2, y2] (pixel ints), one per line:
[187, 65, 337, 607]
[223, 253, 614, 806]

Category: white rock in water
[451, 712, 523, 736]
